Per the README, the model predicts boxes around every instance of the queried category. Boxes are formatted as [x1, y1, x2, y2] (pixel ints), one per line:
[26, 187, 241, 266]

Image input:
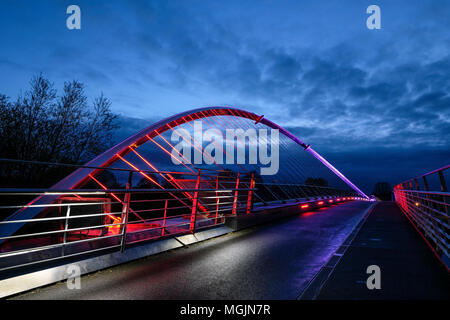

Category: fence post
[232, 172, 240, 215]
[422, 176, 429, 191]
[246, 173, 254, 215]
[162, 199, 168, 237]
[438, 170, 448, 192]
[215, 174, 220, 224]
[190, 169, 201, 233]
[438, 170, 448, 218]
[62, 205, 71, 256]
[120, 172, 133, 252]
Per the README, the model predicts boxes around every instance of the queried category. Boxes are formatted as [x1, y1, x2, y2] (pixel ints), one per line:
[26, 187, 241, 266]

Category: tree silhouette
[305, 177, 328, 187]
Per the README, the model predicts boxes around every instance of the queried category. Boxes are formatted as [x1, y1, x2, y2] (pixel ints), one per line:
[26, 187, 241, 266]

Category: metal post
[62, 205, 70, 256]
[413, 178, 421, 207]
[190, 169, 201, 233]
[438, 170, 448, 217]
[162, 199, 168, 236]
[265, 184, 282, 203]
[215, 175, 220, 224]
[246, 173, 254, 215]
[278, 185, 291, 203]
[438, 170, 447, 192]
[423, 176, 429, 191]
[232, 172, 240, 215]
[120, 172, 133, 252]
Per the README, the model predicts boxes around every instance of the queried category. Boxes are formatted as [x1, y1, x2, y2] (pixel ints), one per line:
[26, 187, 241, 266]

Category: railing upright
[246, 173, 254, 214]
[120, 172, 133, 252]
[189, 169, 201, 233]
[232, 173, 240, 215]
[394, 165, 449, 270]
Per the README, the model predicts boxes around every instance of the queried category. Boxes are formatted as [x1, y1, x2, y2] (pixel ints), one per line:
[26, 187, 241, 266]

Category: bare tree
[0, 74, 118, 186]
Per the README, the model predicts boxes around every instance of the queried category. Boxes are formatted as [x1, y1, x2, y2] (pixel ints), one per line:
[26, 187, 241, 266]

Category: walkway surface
[12, 201, 372, 299]
[316, 201, 450, 300]
[10, 201, 448, 300]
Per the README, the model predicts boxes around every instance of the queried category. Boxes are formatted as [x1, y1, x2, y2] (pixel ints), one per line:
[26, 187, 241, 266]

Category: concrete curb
[298, 202, 377, 300]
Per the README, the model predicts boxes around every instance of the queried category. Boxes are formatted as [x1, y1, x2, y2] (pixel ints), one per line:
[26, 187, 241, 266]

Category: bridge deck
[9, 201, 448, 300]
[11, 201, 371, 299]
[316, 201, 450, 299]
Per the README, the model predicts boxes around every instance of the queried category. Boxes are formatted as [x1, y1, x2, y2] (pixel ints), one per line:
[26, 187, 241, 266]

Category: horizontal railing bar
[396, 189, 449, 197]
[403, 209, 449, 254]
[401, 197, 449, 226]
[401, 197, 449, 219]
[0, 201, 121, 210]
[0, 188, 256, 195]
[397, 164, 449, 186]
[0, 233, 124, 258]
[0, 201, 116, 210]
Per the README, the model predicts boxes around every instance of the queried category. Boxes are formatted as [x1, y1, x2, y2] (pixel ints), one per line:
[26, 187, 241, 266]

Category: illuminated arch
[1, 106, 368, 239]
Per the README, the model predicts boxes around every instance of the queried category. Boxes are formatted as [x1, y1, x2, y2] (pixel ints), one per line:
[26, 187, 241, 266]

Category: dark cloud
[0, 0, 449, 193]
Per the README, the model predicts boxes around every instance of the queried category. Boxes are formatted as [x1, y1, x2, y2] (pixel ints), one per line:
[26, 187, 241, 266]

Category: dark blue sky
[0, 0, 449, 193]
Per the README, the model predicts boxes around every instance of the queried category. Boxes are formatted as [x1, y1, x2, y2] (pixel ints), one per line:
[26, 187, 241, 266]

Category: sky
[0, 0, 449, 193]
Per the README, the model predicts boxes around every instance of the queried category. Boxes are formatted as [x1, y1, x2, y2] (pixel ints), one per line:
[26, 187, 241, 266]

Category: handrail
[0, 159, 360, 274]
[393, 165, 449, 270]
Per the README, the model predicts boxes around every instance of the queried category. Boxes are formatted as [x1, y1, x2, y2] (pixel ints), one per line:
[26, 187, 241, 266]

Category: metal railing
[0, 186, 252, 273]
[393, 165, 449, 269]
[0, 158, 360, 274]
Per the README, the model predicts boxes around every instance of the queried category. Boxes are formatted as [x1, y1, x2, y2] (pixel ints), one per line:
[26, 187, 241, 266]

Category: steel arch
[1, 106, 368, 239]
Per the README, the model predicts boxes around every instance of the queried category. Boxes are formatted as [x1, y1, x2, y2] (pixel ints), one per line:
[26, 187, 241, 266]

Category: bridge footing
[301, 202, 450, 300]
[0, 225, 232, 298]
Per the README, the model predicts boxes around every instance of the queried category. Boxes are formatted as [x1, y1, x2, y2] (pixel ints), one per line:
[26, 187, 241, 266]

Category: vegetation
[0, 74, 118, 187]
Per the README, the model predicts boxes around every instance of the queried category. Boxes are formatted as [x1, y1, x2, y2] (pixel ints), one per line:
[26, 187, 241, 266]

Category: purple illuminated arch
[52, 106, 368, 198]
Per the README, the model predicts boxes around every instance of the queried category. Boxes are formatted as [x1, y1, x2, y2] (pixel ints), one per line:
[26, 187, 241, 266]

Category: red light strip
[171, 117, 222, 168]
[130, 147, 189, 191]
[129, 146, 201, 208]
[117, 154, 163, 188]
[152, 130, 196, 173]
[146, 134, 195, 174]
[210, 109, 236, 129]
[88, 173, 142, 221]
[116, 153, 202, 211]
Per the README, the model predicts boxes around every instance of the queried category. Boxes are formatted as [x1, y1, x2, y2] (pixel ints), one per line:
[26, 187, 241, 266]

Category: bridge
[0, 107, 448, 299]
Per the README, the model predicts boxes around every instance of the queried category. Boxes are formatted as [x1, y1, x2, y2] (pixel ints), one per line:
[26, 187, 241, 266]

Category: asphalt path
[13, 201, 372, 299]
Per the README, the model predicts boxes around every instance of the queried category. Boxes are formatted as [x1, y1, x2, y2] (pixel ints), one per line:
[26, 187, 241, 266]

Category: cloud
[106, 1, 449, 193]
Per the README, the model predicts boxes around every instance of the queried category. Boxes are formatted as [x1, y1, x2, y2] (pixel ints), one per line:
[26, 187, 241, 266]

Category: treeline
[0, 74, 118, 187]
